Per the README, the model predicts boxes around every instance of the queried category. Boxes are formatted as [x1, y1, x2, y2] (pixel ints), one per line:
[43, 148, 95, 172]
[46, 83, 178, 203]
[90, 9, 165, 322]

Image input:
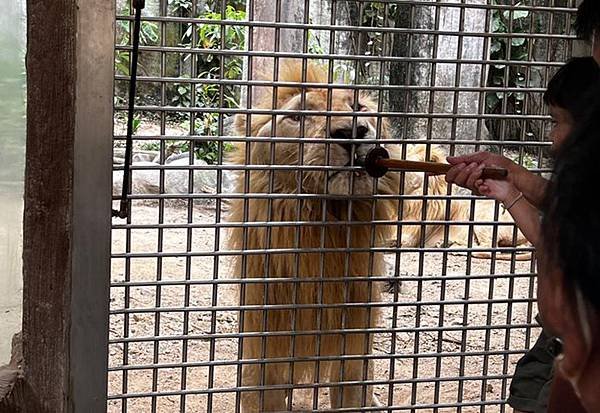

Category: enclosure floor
[108, 202, 539, 413]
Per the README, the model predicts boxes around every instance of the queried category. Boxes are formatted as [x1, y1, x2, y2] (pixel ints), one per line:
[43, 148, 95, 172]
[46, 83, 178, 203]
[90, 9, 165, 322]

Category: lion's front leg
[240, 306, 290, 413]
[324, 303, 381, 409]
[326, 332, 381, 410]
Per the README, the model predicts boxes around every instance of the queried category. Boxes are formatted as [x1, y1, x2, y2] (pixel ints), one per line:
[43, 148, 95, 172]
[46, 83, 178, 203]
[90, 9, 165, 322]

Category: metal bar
[109, 298, 536, 314]
[114, 16, 577, 38]
[114, 105, 559, 118]
[234, 0, 255, 408]
[67, 0, 114, 411]
[109, 0, 576, 410]
[116, 1, 574, 13]
[109, 323, 536, 345]
[111, 245, 536, 258]
[113, 191, 552, 200]
[149, 2, 167, 411]
[107, 375, 515, 396]
[112, 0, 144, 219]
[108, 348, 529, 371]
[110, 272, 537, 287]
[113, 45, 571, 65]
[110, 220, 530, 229]
[112, 134, 554, 146]
[205, 2, 227, 410]
[107, 401, 507, 412]
[114, 76, 552, 92]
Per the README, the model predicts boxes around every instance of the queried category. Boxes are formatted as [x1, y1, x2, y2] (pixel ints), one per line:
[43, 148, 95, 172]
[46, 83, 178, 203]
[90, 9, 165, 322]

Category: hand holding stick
[358, 147, 508, 180]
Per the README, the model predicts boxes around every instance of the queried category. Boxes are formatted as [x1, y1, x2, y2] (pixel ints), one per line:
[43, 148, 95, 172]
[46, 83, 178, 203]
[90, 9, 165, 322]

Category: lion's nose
[331, 125, 369, 154]
[331, 125, 368, 140]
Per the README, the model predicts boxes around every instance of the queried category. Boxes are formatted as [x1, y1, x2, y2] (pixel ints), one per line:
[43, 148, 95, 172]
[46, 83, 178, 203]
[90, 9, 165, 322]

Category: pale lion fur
[390, 145, 529, 253]
[227, 61, 528, 412]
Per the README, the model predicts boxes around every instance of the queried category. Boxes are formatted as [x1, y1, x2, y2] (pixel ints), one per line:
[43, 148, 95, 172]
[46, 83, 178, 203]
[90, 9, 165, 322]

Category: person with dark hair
[537, 102, 600, 412]
[544, 56, 600, 131]
[478, 56, 600, 214]
[574, 0, 600, 64]
[444, 57, 600, 413]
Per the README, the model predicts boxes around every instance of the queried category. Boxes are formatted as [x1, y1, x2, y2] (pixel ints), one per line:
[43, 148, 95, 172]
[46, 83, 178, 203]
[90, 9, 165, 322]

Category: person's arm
[477, 179, 541, 247]
[500, 192, 541, 247]
[509, 165, 549, 209]
[445, 152, 549, 209]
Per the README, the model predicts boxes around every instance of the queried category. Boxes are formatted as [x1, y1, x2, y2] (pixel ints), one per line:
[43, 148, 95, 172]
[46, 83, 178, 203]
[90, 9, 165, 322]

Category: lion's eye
[353, 103, 369, 112]
[285, 114, 302, 122]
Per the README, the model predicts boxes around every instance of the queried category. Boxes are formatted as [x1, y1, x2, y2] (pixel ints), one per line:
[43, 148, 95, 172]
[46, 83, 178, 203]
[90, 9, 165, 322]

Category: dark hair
[542, 101, 600, 311]
[544, 57, 600, 122]
[574, 0, 600, 40]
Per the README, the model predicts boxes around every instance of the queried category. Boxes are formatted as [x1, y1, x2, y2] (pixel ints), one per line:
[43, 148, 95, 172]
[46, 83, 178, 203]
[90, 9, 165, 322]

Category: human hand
[445, 151, 516, 192]
[477, 178, 520, 204]
[446, 151, 514, 169]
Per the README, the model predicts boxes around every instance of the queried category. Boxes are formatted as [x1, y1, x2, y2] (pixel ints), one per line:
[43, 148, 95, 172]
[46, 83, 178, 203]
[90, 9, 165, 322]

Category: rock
[132, 152, 158, 163]
[113, 148, 160, 163]
[113, 157, 220, 196]
[165, 157, 216, 194]
[112, 161, 161, 196]
[112, 151, 242, 197]
[165, 151, 192, 164]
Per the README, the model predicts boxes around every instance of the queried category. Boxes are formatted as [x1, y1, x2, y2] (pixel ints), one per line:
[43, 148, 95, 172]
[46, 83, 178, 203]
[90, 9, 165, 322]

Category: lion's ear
[233, 113, 272, 138]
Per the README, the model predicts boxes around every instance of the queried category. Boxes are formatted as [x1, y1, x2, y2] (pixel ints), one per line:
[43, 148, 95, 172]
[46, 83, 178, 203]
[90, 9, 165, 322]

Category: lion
[227, 61, 528, 412]
[228, 61, 403, 411]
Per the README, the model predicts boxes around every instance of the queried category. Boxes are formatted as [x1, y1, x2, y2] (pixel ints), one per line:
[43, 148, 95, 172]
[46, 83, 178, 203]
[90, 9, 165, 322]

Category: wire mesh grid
[110, 0, 579, 411]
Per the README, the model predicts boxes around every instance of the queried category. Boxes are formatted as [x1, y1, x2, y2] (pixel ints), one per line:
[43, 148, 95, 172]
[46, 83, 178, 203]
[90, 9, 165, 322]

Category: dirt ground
[108, 200, 539, 413]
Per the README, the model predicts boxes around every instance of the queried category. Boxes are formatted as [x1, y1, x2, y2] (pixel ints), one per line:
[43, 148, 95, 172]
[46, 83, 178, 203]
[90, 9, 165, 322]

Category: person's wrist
[508, 163, 527, 188]
[502, 190, 524, 211]
[501, 187, 520, 204]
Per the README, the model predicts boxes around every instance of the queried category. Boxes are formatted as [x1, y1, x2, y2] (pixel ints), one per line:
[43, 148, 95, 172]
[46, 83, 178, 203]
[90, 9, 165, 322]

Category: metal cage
[109, 0, 580, 411]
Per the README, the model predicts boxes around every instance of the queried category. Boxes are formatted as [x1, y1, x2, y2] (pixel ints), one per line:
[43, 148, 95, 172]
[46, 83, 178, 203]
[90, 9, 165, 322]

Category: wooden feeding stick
[358, 147, 508, 179]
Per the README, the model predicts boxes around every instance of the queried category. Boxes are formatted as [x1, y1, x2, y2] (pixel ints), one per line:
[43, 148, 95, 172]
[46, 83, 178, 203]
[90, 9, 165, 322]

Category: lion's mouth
[327, 155, 366, 181]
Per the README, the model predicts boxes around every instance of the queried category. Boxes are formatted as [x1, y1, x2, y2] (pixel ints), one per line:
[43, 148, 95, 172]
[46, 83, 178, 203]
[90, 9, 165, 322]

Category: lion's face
[244, 89, 389, 195]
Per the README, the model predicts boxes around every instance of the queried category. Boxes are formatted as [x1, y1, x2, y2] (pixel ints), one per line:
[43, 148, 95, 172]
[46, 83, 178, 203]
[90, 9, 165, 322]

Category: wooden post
[22, 0, 78, 409]
[5, 0, 114, 411]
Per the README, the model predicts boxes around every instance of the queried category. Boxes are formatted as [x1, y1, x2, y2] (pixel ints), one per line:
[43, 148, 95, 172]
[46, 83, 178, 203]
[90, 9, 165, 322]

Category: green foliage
[115, 8, 160, 77]
[195, 140, 235, 164]
[140, 141, 161, 152]
[168, 0, 193, 14]
[171, 5, 246, 110]
[192, 6, 246, 49]
[166, 5, 245, 162]
[115, 2, 245, 164]
[182, 114, 220, 137]
[308, 31, 325, 55]
[115, 50, 131, 77]
[132, 116, 142, 134]
[360, 2, 398, 58]
[352, 2, 400, 84]
[486, 1, 531, 115]
[116, 18, 160, 47]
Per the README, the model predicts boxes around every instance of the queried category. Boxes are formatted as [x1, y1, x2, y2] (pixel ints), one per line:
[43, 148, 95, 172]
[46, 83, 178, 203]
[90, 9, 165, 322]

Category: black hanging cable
[113, 0, 145, 218]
